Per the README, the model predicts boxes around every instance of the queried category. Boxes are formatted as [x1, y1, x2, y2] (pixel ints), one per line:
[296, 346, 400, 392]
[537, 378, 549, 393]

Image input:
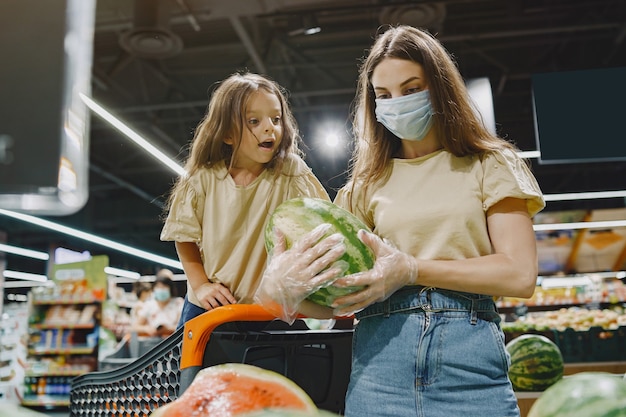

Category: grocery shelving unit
[19, 255, 108, 411]
[22, 296, 101, 408]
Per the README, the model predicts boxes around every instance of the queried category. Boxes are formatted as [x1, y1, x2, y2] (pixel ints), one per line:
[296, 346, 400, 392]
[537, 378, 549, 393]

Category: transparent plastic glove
[254, 223, 348, 324]
[331, 229, 419, 317]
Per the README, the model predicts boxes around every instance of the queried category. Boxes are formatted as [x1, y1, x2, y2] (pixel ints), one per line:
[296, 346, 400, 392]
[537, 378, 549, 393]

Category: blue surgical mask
[153, 288, 171, 302]
[375, 89, 434, 141]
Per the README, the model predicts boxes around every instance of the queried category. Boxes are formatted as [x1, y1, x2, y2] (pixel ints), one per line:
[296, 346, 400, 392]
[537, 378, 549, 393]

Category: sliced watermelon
[151, 364, 317, 417]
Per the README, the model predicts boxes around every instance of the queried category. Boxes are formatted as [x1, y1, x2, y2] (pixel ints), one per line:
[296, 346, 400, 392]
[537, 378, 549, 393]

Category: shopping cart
[69, 304, 354, 417]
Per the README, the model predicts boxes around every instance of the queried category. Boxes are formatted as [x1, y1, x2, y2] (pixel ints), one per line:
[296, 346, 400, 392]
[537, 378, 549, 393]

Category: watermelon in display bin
[506, 334, 564, 392]
[528, 372, 626, 417]
[265, 197, 374, 307]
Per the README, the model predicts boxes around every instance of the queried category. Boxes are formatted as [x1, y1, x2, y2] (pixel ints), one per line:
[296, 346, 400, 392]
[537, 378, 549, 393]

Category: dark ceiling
[2, 0, 626, 278]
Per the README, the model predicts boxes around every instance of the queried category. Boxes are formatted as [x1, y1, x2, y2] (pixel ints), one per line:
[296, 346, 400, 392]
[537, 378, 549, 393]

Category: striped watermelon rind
[505, 334, 564, 392]
[528, 372, 626, 417]
[265, 197, 373, 307]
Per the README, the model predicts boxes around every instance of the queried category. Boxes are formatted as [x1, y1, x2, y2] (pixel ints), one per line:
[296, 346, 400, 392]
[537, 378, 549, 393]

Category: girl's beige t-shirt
[334, 148, 545, 261]
[160, 155, 329, 307]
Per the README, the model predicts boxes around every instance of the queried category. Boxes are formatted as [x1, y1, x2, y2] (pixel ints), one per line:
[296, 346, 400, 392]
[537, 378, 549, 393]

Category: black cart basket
[70, 304, 353, 417]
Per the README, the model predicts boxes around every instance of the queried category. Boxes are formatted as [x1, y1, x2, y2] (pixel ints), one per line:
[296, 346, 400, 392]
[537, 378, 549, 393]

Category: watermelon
[505, 334, 564, 391]
[242, 409, 341, 416]
[528, 372, 626, 417]
[265, 197, 374, 307]
[151, 363, 317, 417]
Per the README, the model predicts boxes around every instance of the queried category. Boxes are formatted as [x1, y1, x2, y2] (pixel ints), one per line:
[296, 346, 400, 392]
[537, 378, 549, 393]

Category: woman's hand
[254, 223, 347, 323]
[331, 230, 418, 316]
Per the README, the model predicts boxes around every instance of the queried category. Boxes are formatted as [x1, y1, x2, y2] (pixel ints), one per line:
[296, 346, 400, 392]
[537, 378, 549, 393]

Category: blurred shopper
[133, 269, 183, 337]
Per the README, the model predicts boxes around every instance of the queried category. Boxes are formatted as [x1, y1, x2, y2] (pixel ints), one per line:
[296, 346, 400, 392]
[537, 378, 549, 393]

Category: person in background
[129, 280, 152, 327]
[262, 25, 545, 417]
[160, 72, 333, 329]
[133, 269, 183, 337]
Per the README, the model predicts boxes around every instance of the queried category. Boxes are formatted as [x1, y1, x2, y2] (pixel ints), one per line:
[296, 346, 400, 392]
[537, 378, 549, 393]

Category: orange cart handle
[180, 304, 276, 369]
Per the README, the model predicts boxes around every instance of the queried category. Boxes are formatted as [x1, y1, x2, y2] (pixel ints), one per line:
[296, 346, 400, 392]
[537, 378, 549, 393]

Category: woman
[328, 25, 545, 417]
[262, 25, 545, 417]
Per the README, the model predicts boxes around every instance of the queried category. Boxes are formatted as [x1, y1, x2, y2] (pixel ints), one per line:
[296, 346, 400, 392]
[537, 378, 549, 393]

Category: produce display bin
[69, 304, 354, 417]
[552, 325, 626, 362]
[505, 325, 626, 363]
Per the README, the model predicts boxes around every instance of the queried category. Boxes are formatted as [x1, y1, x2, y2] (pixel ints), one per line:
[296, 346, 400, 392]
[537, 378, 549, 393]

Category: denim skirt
[344, 286, 520, 417]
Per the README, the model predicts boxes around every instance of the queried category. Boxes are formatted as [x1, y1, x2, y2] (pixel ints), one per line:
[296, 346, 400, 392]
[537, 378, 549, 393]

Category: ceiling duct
[379, 3, 446, 32]
[119, 0, 183, 60]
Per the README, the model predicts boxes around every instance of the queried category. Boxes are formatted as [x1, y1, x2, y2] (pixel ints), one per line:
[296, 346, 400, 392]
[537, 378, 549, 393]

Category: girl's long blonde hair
[165, 72, 304, 210]
[349, 25, 517, 191]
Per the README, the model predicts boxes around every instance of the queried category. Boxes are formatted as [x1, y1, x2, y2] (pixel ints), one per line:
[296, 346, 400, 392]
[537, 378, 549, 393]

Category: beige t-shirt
[160, 155, 329, 306]
[334, 149, 545, 261]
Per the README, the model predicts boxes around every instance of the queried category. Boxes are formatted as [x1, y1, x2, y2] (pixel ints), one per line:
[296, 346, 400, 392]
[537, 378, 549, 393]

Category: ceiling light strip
[0, 208, 183, 270]
[104, 266, 141, 279]
[80, 93, 186, 177]
[533, 219, 626, 231]
[3, 270, 48, 282]
[0, 243, 50, 260]
[544, 190, 626, 201]
[517, 150, 540, 159]
[3, 279, 54, 289]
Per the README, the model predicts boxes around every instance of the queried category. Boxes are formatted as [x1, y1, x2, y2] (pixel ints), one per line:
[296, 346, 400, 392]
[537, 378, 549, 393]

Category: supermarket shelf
[32, 299, 101, 306]
[21, 395, 70, 407]
[28, 346, 95, 355]
[30, 322, 96, 330]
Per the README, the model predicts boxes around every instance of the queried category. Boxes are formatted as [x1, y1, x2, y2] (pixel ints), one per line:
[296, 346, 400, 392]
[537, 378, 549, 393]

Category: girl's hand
[331, 230, 418, 316]
[254, 223, 347, 324]
[195, 281, 237, 310]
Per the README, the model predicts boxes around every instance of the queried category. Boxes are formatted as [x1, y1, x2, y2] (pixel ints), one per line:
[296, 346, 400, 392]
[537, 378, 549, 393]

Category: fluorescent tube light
[544, 190, 626, 201]
[3, 270, 48, 282]
[0, 208, 182, 270]
[3, 280, 54, 289]
[517, 150, 540, 159]
[533, 219, 626, 231]
[80, 93, 186, 177]
[104, 266, 141, 279]
[1, 243, 141, 279]
[0, 243, 49, 260]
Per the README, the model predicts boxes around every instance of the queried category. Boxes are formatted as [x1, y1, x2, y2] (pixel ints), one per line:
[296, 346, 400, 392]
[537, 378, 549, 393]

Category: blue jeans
[176, 296, 207, 330]
[345, 286, 519, 417]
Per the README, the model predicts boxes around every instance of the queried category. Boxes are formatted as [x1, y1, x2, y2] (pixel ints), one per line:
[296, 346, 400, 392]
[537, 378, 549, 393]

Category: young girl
[160, 72, 331, 327]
